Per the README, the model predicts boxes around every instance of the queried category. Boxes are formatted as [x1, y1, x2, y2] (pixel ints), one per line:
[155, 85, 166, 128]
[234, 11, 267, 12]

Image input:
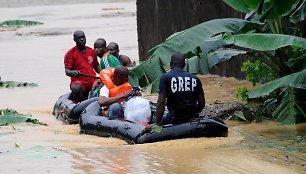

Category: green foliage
[223, 0, 306, 124]
[129, 18, 257, 92]
[223, 0, 260, 13]
[236, 86, 249, 101]
[228, 108, 253, 122]
[290, 1, 306, 24]
[0, 80, 38, 88]
[273, 88, 306, 124]
[287, 53, 306, 72]
[246, 69, 306, 122]
[128, 57, 165, 93]
[252, 99, 278, 121]
[223, 34, 306, 52]
[241, 60, 275, 86]
[151, 125, 162, 133]
[131, 0, 306, 124]
[229, 111, 248, 121]
[0, 108, 40, 126]
[0, 20, 43, 28]
[248, 69, 306, 99]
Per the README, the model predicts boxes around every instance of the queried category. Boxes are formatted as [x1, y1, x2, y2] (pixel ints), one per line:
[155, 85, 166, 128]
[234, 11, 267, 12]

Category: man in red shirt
[64, 30, 100, 102]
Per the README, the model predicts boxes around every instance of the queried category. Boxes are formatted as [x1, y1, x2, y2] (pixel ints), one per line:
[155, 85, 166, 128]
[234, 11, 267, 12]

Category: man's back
[159, 68, 204, 121]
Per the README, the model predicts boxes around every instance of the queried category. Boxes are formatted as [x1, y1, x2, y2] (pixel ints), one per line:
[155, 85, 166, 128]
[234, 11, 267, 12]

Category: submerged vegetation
[0, 76, 38, 88]
[0, 77, 39, 124]
[129, 0, 306, 124]
[0, 108, 40, 126]
[0, 20, 43, 28]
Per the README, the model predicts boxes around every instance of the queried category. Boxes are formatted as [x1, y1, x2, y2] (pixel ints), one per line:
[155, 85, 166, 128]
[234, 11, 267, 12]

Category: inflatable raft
[52, 93, 99, 124]
[80, 101, 228, 144]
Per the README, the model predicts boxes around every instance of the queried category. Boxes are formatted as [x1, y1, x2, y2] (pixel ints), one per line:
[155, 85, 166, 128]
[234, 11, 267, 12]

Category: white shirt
[99, 85, 110, 97]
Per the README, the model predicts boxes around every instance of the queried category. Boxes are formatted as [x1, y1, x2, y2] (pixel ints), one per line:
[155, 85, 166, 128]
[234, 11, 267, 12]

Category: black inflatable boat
[52, 93, 99, 124]
[80, 101, 228, 144]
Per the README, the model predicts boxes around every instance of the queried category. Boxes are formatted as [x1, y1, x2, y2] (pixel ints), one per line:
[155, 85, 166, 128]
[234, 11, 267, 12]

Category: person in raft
[64, 30, 100, 102]
[106, 42, 136, 67]
[153, 52, 205, 125]
[98, 65, 141, 119]
[94, 38, 120, 70]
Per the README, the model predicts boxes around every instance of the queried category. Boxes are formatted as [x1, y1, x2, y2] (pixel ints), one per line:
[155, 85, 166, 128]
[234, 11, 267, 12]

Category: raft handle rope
[202, 117, 306, 163]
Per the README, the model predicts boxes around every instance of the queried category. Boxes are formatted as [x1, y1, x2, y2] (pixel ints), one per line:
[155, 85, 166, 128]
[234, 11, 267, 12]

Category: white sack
[124, 97, 151, 123]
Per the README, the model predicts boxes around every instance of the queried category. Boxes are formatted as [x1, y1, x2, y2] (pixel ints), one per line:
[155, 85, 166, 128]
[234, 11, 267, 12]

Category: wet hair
[170, 52, 186, 69]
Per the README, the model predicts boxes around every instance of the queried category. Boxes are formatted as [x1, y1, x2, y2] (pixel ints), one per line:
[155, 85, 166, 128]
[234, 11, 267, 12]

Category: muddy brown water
[0, 1, 305, 173]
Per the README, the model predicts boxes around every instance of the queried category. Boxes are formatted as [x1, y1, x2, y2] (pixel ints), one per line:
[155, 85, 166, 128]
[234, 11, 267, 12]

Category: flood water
[0, 1, 305, 173]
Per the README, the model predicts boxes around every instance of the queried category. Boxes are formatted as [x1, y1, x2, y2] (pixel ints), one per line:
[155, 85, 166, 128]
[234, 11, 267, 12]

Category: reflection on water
[71, 122, 305, 173]
[71, 123, 305, 174]
[0, 114, 305, 173]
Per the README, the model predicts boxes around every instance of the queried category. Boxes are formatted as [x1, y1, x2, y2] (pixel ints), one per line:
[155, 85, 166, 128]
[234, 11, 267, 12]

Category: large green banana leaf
[223, 0, 302, 17]
[224, 0, 305, 27]
[223, 0, 260, 13]
[128, 57, 165, 93]
[272, 87, 306, 124]
[290, 0, 306, 23]
[224, 33, 306, 51]
[206, 48, 247, 67]
[270, 0, 300, 17]
[185, 48, 247, 74]
[0, 20, 43, 28]
[248, 69, 306, 98]
[287, 53, 306, 72]
[129, 18, 258, 93]
[248, 69, 306, 124]
[148, 18, 257, 66]
[0, 108, 39, 126]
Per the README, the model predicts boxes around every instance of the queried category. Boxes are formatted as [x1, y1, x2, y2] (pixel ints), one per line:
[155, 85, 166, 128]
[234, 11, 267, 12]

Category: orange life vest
[99, 68, 115, 89]
[99, 68, 132, 101]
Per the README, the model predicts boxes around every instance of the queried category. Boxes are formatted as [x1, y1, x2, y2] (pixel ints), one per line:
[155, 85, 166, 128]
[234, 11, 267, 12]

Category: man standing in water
[107, 42, 136, 67]
[94, 38, 120, 70]
[155, 52, 205, 125]
[64, 30, 100, 102]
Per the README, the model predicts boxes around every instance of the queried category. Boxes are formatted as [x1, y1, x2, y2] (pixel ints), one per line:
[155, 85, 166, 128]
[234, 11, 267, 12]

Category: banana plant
[223, 0, 306, 73]
[222, 0, 306, 124]
[129, 18, 259, 92]
[129, 0, 306, 124]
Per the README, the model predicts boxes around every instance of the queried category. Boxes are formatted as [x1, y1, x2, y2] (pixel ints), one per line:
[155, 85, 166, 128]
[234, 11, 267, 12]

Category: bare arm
[65, 68, 80, 78]
[98, 90, 140, 106]
[155, 93, 167, 125]
[94, 65, 100, 74]
[120, 55, 136, 67]
[197, 94, 205, 113]
[98, 95, 127, 106]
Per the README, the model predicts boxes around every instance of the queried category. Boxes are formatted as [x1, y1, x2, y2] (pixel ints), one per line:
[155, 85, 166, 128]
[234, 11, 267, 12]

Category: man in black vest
[155, 52, 205, 125]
